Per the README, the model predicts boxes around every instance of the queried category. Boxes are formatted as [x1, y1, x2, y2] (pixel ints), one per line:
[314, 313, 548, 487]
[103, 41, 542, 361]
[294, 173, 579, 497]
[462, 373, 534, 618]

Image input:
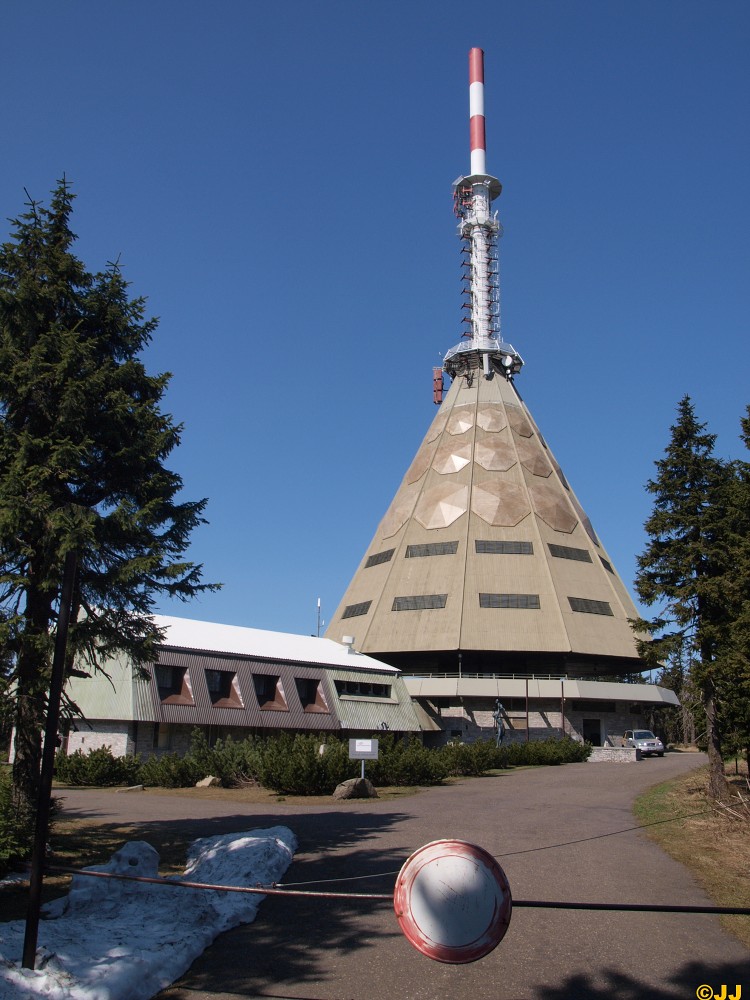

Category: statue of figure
[492, 699, 505, 747]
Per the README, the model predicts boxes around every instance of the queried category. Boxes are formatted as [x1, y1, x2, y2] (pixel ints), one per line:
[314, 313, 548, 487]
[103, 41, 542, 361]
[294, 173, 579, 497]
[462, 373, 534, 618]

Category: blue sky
[2, 1, 748, 637]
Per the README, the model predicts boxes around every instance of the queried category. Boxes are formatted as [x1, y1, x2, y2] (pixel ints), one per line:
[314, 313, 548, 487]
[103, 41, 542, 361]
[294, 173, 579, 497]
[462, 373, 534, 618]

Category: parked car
[624, 730, 665, 757]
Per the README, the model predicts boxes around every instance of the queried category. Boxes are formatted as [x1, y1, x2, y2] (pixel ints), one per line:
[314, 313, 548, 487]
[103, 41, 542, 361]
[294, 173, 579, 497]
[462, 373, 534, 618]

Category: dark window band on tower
[342, 600, 372, 619]
[392, 594, 448, 611]
[365, 549, 395, 568]
[476, 540, 533, 555]
[568, 597, 614, 616]
[479, 593, 540, 609]
[406, 541, 459, 558]
[599, 556, 615, 574]
[548, 543, 592, 563]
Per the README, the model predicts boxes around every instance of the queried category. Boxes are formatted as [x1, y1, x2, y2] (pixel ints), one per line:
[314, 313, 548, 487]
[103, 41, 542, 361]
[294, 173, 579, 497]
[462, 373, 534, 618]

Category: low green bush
[367, 734, 449, 787]
[54, 746, 142, 786]
[257, 733, 357, 794]
[495, 736, 591, 767]
[138, 751, 201, 788]
[49, 731, 591, 797]
[441, 738, 501, 776]
[186, 729, 264, 787]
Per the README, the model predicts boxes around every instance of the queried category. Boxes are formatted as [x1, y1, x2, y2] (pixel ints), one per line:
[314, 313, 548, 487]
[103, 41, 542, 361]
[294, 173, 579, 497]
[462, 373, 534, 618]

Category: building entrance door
[582, 718, 602, 746]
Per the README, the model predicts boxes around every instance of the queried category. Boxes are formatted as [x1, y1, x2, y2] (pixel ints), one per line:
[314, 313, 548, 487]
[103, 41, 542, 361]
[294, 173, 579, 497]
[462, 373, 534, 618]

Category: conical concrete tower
[327, 49, 645, 680]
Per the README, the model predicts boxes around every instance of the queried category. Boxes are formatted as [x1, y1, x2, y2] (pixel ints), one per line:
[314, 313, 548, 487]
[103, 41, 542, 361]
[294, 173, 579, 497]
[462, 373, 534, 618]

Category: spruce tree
[0, 180, 217, 828]
[716, 408, 750, 769]
[632, 396, 730, 799]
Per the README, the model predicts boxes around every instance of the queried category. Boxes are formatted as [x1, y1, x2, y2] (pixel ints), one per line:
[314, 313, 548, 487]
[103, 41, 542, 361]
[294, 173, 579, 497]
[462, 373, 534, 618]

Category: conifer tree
[632, 396, 731, 799]
[716, 408, 750, 768]
[0, 180, 217, 828]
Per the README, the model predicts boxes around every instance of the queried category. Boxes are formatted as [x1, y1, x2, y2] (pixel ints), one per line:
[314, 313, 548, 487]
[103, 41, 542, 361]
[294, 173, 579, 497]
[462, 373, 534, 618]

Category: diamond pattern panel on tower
[415, 482, 468, 529]
[515, 437, 553, 477]
[476, 404, 507, 432]
[471, 481, 530, 526]
[528, 482, 577, 533]
[379, 483, 421, 538]
[405, 442, 437, 484]
[474, 436, 517, 471]
[446, 404, 475, 435]
[505, 404, 533, 438]
[424, 408, 449, 443]
[432, 437, 472, 474]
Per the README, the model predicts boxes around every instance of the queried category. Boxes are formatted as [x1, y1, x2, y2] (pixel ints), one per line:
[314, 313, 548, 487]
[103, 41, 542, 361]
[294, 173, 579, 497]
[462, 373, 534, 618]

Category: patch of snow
[0, 827, 296, 1000]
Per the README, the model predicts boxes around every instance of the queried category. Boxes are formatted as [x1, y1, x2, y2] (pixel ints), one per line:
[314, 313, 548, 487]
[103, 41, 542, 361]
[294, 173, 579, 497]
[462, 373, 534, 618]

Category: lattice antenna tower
[441, 49, 523, 391]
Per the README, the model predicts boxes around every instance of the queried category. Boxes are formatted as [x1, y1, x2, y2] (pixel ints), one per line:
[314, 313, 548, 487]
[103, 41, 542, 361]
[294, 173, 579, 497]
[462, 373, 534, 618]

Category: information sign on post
[348, 738, 379, 779]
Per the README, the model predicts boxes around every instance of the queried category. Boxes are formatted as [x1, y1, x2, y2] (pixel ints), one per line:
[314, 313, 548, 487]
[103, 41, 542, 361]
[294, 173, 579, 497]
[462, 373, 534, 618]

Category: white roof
[152, 614, 400, 674]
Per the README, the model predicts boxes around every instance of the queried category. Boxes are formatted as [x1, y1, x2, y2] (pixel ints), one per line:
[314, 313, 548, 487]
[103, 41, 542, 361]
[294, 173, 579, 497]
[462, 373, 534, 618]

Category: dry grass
[633, 760, 750, 948]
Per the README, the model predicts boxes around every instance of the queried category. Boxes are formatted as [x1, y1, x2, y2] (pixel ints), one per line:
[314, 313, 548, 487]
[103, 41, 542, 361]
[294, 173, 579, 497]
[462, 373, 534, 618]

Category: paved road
[58, 754, 749, 1000]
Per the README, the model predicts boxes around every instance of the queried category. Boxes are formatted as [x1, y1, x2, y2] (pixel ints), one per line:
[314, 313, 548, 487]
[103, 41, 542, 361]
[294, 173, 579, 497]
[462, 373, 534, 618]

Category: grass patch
[633, 762, 750, 948]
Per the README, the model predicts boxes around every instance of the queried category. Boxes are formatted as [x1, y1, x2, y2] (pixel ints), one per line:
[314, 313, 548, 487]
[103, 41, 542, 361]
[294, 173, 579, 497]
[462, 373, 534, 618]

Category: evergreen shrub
[440, 738, 501, 776]
[138, 752, 201, 788]
[257, 733, 357, 795]
[185, 729, 264, 787]
[367, 734, 449, 787]
[495, 736, 591, 767]
[54, 746, 142, 786]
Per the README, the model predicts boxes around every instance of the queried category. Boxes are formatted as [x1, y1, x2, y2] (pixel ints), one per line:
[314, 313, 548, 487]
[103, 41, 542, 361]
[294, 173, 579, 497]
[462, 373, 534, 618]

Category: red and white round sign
[393, 839, 513, 964]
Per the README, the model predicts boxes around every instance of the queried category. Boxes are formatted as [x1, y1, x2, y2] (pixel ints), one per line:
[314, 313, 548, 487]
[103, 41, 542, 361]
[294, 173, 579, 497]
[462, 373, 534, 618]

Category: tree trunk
[11, 672, 45, 834]
[11, 588, 54, 834]
[703, 676, 728, 800]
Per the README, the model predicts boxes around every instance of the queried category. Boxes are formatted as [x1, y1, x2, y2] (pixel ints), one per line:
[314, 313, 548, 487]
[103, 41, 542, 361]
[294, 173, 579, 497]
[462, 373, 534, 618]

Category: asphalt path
[56, 753, 749, 1000]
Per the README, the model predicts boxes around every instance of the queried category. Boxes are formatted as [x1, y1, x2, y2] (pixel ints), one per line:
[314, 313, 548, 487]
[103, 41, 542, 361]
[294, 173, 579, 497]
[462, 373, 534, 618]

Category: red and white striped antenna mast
[440, 48, 523, 395]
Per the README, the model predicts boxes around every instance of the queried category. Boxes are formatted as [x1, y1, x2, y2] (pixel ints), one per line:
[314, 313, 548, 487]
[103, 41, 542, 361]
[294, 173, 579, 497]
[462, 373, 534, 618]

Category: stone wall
[587, 746, 640, 763]
[65, 721, 135, 757]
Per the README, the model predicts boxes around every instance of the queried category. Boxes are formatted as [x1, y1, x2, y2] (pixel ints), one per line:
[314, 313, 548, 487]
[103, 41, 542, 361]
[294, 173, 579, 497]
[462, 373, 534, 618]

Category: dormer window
[155, 665, 194, 705]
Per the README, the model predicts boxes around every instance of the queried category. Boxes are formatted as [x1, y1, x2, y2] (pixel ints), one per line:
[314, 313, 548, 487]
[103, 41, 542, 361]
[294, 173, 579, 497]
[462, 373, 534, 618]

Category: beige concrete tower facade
[326, 369, 645, 677]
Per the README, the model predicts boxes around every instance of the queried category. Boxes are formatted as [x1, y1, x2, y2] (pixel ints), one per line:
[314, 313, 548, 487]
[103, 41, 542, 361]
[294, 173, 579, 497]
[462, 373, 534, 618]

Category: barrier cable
[41, 865, 750, 916]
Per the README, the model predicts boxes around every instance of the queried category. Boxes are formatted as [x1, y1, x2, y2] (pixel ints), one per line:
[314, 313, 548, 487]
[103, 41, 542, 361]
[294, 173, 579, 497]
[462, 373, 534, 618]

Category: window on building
[600, 556, 615, 574]
[342, 600, 372, 619]
[153, 723, 172, 750]
[205, 669, 243, 708]
[253, 674, 288, 711]
[365, 549, 395, 568]
[568, 597, 614, 616]
[295, 677, 330, 713]
[479, 593, 541, 609]
[155, 665, 194, 705]
[548, 543, 592, 563]
[392, 594, 447, 611]
[476, 540, 533, 555]
[334, 679, 393, 700]
[405, 541, 459, 557]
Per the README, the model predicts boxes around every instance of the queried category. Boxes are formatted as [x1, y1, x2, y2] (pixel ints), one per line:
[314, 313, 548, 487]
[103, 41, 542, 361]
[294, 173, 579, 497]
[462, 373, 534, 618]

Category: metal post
[22, 550, 78, 970]
[525, 677, 529, 742]
[560, 679, 565, 738]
